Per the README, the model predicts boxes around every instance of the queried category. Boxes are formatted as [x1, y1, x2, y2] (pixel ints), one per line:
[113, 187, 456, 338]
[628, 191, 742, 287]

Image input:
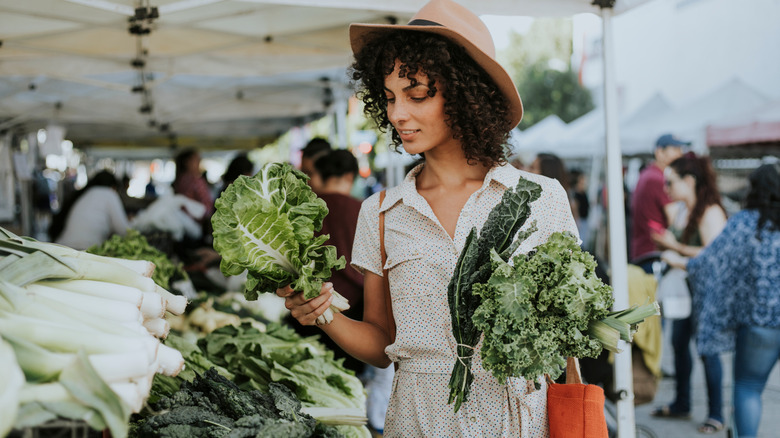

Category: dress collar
[378, 162, 516, 213]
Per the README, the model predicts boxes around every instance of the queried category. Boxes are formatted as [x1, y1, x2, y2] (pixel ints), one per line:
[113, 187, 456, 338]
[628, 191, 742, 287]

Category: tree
[499, 18, 595, 130]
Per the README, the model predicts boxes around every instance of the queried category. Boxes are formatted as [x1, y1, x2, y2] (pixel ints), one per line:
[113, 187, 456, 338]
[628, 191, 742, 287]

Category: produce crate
[8, 421, 103, 438]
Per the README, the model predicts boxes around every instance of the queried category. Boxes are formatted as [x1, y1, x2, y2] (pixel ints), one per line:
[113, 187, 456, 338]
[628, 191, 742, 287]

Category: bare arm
[278, 271, 393, 368]
[698, 205, 728, 247]
[659, 205, 728, 266]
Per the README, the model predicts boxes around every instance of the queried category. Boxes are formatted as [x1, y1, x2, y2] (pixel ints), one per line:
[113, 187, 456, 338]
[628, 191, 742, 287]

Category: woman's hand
[661, 249, 689, 270]
[276, 283, 334, 327]
[651, 229, 680, 251]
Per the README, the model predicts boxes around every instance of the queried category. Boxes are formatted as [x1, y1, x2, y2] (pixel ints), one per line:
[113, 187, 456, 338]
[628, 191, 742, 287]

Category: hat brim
[349, 23, 523, 128]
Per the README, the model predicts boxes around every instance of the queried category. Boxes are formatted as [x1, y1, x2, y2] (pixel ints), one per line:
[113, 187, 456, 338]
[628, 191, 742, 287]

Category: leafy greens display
[446, 178, 541, 412]
[212, 162, 348, 323]
[473, 232, 612, 384]
[446, 178, 659, 412]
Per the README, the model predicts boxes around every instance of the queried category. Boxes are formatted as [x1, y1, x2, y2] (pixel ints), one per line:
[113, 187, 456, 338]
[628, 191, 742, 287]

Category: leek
[300, 407, 368, 426]
[0, 337, 24, 438]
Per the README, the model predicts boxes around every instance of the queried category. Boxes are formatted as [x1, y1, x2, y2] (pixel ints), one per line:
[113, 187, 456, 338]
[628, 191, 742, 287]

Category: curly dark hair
[746, 163, 780, 236]
[668, 153, 725, 244]
[350, 30, 514, 168]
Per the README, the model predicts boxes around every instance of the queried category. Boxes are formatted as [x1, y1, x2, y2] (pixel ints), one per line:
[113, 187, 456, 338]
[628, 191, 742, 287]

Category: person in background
[630, 133, 687, 273]
[288, 149, 366, 374]
[173, 148, 214, 236]
[278, 0, 578, 434]
[650, 153, 728, 434]
[219, 153, 254, 194]
[528, 152, 579, 227]
[570, 168, 591, 248]
[528, 153, 570, 193]
[49, 170, 129, 250]
[299, 137, 332, 193]
[664, 163, 780, 438]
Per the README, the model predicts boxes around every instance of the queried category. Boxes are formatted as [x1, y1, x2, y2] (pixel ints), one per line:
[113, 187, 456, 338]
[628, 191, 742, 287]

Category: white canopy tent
[0, 1, 653, 435]
[512, 114, 567, 153]
[514, 92, 673, 159]
[625, 78, 770, 154]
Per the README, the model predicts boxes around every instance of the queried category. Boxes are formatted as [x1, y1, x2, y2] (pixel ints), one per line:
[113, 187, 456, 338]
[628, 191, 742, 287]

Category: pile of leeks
[0, 227, 187, 438]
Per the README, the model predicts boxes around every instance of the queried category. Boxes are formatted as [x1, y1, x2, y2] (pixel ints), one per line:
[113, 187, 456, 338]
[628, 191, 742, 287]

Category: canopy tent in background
[707, 98, 780, 148]
[521, 78, 772, 159]
[624, 78, 770, 154]
[514, 92, 673, 159]
[618, 92, 673, 155]
[0, 0, 649, 149]
[511, 114, 566, 154]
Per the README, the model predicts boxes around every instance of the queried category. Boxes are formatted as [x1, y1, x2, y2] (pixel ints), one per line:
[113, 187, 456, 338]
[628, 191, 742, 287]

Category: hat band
[407, 19, 443, 27]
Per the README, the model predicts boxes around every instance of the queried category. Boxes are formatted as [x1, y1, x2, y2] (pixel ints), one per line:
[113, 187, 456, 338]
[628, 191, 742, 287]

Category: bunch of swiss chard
[447, 179, 659, 412]
[212, 162, 348, 324]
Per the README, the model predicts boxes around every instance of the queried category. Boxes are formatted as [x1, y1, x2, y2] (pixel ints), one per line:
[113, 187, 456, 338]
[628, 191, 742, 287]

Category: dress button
[469, 416, 477, 423]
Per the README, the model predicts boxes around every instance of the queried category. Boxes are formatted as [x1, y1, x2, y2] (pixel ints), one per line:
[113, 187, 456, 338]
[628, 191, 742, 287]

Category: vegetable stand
[1, 227, 371, 438]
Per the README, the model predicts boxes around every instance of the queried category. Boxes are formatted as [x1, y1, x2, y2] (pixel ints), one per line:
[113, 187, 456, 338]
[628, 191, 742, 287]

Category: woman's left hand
[661, 250, 688, 270]
[651, 229, 679, 251]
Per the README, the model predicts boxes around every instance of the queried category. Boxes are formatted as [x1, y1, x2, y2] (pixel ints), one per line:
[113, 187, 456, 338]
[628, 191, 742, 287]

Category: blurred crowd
[30, 130, 779, 437]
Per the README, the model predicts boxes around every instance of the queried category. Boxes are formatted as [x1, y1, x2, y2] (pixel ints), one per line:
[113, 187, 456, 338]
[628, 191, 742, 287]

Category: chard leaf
[212, 163, 345, 300]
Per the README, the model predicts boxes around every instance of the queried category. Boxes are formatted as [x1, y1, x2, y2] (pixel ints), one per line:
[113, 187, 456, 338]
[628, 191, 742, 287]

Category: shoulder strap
[378, 190, 396, 344]
[565, 357, 582, 384]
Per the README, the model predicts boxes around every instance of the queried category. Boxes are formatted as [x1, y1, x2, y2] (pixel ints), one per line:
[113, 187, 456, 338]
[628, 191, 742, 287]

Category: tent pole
[601, 7, 636, 438]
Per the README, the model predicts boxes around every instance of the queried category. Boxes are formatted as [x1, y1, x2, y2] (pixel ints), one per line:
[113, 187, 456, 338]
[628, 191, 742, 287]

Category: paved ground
[628, 332, 780, 438]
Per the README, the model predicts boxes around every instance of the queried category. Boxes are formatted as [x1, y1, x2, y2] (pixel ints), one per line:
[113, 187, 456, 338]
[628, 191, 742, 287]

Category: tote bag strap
[547, 357, 583, 385]
[378, 190, 396, 344]
[565, 357, 583, 384]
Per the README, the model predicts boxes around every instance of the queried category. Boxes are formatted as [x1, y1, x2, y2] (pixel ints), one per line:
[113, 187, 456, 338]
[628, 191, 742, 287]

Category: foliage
[447, 177, 542, 412]
[499, 18, 595, 130]
[515, 62, 595, 129]
[132, 368, 342, 438]
[87, 229, 188, 290]
[211, 163, 345, 301]
[473, 232, 613, 384]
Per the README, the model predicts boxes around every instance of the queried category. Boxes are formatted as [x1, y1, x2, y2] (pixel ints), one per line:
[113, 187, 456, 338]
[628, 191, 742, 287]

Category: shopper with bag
[277, 0, 583, 435]
[670, 163, 780, 438]
[650, 153, 728, 434]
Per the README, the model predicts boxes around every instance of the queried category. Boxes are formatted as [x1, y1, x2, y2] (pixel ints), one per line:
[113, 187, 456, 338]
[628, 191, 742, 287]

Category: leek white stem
[0, 311, 159, 361]
[6, 333, 151, 383]
[154, 284, 187, 315]
[109, 382, 144, 413]
[40, 279, 144, 307]
[142, 318, 170, 339]
[155, 343, 185, 377]
[23, 283, 143, 323]
[140, 291, 166, 319]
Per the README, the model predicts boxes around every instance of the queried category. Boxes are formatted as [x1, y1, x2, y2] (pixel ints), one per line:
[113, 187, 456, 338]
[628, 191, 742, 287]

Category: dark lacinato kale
[447, 177, 542, 411]
[135, 405, 234, 435]
[131, 367, 342, 438]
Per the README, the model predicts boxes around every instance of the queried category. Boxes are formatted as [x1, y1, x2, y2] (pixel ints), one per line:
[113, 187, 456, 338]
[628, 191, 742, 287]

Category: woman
[50, 170, 129, 250]
[173, 148, 214, 223]
[278, 0, 578, 436]
[673, 163, 780, 438]
[650, 153, 728, 434]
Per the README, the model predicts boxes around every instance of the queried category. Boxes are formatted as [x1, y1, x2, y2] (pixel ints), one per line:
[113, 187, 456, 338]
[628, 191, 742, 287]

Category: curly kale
[472, 232, 614, 384]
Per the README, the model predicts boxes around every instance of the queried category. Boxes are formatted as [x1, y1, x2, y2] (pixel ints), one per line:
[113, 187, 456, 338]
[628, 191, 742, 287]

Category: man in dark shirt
[630, 133, 688, 273]
[289, 149, 365, 374]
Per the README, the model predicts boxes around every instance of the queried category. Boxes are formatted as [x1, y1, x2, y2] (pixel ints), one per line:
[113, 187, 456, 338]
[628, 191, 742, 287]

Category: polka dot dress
[352, 164, 580, 437]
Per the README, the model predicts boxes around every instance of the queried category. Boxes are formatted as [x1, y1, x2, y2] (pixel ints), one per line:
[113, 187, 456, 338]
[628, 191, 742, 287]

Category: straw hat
[350, 0, 523, 128]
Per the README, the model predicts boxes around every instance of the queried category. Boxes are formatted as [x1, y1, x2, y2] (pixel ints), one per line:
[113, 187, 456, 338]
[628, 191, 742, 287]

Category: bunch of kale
[131, 368, 342, 438]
